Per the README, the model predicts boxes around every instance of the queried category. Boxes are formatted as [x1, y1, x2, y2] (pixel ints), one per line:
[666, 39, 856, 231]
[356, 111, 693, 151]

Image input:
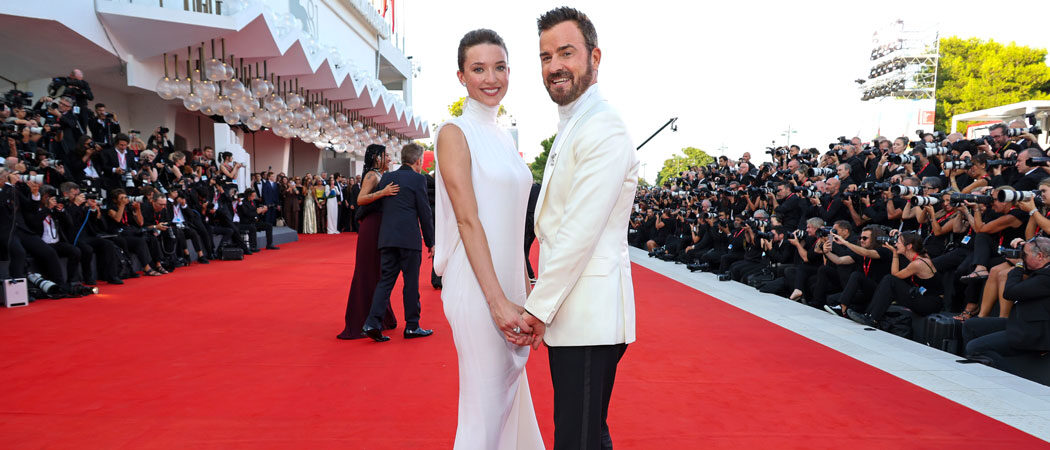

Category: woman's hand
[885, 242, 898, 254]
[489, 297, 532, 346]
[379, 183, 400, 197]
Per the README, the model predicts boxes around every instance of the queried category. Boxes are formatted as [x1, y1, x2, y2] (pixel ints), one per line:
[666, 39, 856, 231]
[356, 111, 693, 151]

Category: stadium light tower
[857, 20, 939, 102]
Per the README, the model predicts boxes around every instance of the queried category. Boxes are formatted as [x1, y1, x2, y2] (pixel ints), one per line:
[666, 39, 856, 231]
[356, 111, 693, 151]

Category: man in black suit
[346, 176, 361, 232]
[100, 134, 138, 191]
[525, 182, 541, 279]
[89, 103, 120, 146]
[57, 97, 85, 157]
[260, 172, 280, 226]
[964, 236, 1050, 371]
[363, 143, 435, 342]
[1011, 148, 1050, 191]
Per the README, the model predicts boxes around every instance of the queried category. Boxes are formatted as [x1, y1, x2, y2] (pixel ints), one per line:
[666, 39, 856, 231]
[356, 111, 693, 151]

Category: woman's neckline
[461, 97, 500, 124]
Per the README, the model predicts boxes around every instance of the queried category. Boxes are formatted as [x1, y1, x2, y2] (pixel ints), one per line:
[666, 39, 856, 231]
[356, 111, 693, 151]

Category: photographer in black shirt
[58, 182, 123, 284]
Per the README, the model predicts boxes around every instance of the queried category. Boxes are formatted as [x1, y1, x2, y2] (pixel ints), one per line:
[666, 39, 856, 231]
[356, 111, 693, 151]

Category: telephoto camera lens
[997, 190, 1035, 203]
[943, 160, 973, 170]
[807, 167, 836, 177]
[888, 154, 919, 165]
[891, 185, 922, 196]
[911, 196, 940, 207]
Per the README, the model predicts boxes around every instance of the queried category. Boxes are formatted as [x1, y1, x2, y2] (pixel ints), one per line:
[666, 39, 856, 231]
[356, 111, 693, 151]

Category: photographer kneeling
[963, 237, 1050, 370]
[848, 233, 943, 327]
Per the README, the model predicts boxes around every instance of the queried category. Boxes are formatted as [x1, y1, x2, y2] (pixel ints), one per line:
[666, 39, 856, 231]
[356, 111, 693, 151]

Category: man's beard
[544, 58, 595, 106]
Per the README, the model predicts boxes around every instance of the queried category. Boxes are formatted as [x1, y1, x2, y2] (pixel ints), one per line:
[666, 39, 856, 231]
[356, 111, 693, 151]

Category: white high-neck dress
[435, 98, 544, 449]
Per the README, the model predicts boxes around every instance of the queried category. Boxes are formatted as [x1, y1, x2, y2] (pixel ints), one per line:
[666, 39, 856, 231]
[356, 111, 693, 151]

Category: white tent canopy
[951, 100, 1050, 136]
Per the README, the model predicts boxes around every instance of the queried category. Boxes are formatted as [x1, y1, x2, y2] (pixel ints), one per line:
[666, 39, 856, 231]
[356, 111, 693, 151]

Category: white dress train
[435, 98, 545, 450]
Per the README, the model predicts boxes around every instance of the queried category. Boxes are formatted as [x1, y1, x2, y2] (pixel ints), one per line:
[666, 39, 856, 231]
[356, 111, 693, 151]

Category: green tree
[935, 37, 1050, 132]
[529, 134, 556, 183]
[448, 97, 507, 117]
[655, 147, 715, 185]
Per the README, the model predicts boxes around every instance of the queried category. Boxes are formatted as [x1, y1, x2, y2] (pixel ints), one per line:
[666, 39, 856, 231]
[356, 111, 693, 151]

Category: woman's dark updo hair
[899, 232, 925, 255]
[457, 29, 508, 72]
[220, 151, 233, 162]
[363, 144, 386, 174]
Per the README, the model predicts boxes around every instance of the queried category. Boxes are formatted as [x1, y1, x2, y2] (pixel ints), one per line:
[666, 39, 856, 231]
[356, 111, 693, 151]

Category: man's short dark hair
[59, 181, 79, 194]
[151, 191, 166, 202]
[457, 29, 508, 72]
[537, 7, 598, 54]
[114, 133, 130, 144]
[989, 123, 1008, 135]
[401, 142, 424, 165]
[95, 103, 106, 109]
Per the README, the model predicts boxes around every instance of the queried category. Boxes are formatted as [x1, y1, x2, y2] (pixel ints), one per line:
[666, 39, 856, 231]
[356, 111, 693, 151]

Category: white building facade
[0, 0, 427, 179]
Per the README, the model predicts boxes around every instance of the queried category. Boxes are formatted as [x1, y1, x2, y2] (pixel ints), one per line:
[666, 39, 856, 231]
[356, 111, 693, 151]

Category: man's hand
[521, 312, 546, 350]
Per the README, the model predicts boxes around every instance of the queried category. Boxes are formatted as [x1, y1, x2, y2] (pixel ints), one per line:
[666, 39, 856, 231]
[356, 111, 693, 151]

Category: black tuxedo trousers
[365, 247, 422, 330]
[548, 343, 627, 450]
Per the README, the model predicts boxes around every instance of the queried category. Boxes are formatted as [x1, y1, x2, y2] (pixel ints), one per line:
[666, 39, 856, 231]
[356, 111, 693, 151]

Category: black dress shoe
[404, 328, 434, 339]
[250, 248, 261, 253]
[106, 278, 124, 285]
[197, 256, 210, 264]
[362, 326, 391, 342]
[266, 245, 279, 250]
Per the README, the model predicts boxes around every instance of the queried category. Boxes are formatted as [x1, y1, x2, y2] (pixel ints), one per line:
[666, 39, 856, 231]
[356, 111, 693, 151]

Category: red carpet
[0, 233, 1045, 448]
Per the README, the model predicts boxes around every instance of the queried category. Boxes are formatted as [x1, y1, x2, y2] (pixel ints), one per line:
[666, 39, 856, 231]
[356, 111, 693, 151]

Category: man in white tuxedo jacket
[522, 7, 639, 450]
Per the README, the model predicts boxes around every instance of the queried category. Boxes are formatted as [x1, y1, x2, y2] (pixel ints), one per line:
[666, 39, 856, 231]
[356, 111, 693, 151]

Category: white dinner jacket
[524, 88, 639, 347]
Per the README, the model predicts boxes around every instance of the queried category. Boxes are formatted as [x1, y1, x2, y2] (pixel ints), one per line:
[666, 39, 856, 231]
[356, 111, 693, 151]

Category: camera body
[875, 235, 897, 245]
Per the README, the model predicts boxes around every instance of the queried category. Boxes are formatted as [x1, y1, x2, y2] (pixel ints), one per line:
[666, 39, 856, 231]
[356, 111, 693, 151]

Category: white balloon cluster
[155, 53, 406, 157]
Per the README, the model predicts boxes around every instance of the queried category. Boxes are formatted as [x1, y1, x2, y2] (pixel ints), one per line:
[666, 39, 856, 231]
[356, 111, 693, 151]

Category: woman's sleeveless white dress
[435, 98, 544, 449]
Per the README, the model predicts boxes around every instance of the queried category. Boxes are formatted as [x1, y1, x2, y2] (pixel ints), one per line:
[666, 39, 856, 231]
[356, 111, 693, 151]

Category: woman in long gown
[336, 145, 400, 339]
[315, 183, 327, 232]
[434, 30, 544, 449]
[302, 178, 318, 234]
[326, 176, 340, 234]
[281, 178, 301, 232]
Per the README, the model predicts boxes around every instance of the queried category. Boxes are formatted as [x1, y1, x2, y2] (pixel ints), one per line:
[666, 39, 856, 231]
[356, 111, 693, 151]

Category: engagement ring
[513, 327, 521, 334]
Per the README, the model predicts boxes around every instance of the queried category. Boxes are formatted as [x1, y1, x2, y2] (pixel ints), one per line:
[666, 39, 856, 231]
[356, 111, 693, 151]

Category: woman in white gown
[434, 29, 544, 450]
[326, 176, 340, 234]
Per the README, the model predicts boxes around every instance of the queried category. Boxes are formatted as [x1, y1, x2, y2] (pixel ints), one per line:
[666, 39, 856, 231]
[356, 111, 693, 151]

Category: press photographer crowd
[0, 70, 367, 303]
[631, 122, 1050, 373]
